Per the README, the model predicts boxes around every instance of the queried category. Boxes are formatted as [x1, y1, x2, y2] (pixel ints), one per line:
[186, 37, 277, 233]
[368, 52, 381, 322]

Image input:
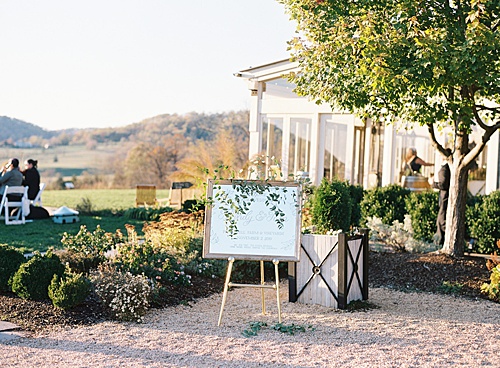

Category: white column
[247, 82, 263, 160]
[344, 116, 355, 184]
[282, 116, 291, 178]
[362, 119, 373, 188]
[381, 123, 395, 186]
[310, 113, 321, 185]
[485, 130, 500, 194]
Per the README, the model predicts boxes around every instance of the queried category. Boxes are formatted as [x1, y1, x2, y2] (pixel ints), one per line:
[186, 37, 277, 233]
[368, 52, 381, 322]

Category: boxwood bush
[49, 270, 91, 310]
[310, 178, 352, 233]
[10, 250, 66, 300]
[360, 184, 410, 226]
[0, 244, 26, 293]
[467, 190, 500, 254]
[349, 184, 364, 228]
[405, 191, 439, 242]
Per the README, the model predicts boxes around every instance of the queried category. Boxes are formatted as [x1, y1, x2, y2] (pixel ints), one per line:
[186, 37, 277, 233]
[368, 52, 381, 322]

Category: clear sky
[0, 0, 297, 131]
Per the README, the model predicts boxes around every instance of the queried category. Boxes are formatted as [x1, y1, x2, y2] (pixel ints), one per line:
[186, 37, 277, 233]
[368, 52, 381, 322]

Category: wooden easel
[217, 257, 281, 326]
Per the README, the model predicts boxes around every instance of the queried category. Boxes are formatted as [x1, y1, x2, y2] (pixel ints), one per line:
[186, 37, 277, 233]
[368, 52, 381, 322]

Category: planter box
[289, 230, 369, 309]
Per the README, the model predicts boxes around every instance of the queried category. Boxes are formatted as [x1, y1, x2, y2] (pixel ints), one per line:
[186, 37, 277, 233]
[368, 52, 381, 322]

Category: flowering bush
[142, 211, 204, 256]
[61, 225, 123, 258]
[481, 264, 500, 302]
[366, 215, 438, 253]
[113, 225, 193, 287]
[90, 263, 151, 322]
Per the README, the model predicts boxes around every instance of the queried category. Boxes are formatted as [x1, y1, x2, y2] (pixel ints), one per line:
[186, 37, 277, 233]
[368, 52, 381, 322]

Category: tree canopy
[282, 0, 500, 133]
[280, 0, 500, 255]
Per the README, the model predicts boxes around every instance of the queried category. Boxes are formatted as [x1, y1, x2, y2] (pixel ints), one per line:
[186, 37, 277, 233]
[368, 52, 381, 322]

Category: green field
[0, 188, 171, 253]
[42, 189, 170, 211]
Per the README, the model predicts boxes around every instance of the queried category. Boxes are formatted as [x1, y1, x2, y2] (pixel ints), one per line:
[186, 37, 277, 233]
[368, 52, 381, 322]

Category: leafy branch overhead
[279, 0, 500, 256]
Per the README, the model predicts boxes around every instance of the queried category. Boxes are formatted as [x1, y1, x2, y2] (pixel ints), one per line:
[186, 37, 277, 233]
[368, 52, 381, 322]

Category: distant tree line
[10, 111, 250, 190]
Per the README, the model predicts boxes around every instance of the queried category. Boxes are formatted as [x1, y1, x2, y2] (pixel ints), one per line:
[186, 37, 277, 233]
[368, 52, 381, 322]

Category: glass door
[288, 118, 311, 178]
[324, 121, 348, 181]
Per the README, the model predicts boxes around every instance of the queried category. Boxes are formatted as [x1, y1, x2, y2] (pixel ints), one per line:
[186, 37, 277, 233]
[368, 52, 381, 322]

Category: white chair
[0, 186, 29, 225]
[32, 182, 46, 207]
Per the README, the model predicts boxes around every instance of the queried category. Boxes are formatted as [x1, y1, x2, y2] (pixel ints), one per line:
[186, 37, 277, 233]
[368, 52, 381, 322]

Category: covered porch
[235, 59, 449, 190]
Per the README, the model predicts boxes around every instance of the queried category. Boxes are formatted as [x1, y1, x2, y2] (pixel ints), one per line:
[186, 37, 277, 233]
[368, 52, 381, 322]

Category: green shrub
[465, 192, 482, 242]
[115, 217, 226, 287]
[182, 237, 227, 279]
[349, 184, 364, 228]
[61, 225, 121, 258]
[360, 184, 410, 226]
[48, 270, 91, 310]
[10, 251, 65, 300]
[227, 260, 288, 283]
[0, 244, 26, 293]
[90, 263, 152, 322]
[182, 199, 204, 212]
[114, 225, 193, 286]
[54, 249, 105, 275]
[467, 191, 500, 254]
[310, 178, 352, 233]
[75, 197, 94, 215]
[405, 191, 439, 242]
[481, 264, 500, 302]
[123, 207, 174, 221]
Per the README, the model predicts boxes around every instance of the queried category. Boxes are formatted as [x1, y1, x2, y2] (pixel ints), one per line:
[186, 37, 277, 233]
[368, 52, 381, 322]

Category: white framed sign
[203, 180, 302, 261]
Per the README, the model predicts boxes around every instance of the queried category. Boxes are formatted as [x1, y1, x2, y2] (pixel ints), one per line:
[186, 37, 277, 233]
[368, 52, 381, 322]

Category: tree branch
[426, 122, 446, 156]
[463, 119, 500, 168]
[472, 104, 491, 131]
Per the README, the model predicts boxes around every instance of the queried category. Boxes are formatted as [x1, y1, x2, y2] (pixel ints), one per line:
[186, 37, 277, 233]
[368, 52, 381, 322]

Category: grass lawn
[0, 216, 148, 254]
[42, 189, 170, 211]
[1, 188, 172, 253]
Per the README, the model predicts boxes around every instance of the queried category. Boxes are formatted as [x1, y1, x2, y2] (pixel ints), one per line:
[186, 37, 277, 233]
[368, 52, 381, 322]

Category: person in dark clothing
[433, 149, 452, 246]
[22, 159, 41, 200]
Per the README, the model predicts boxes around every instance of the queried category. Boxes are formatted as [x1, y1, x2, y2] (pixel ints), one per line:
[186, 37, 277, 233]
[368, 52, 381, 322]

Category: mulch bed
[368, 252, 491, 297]
[0, 252, 493, 332]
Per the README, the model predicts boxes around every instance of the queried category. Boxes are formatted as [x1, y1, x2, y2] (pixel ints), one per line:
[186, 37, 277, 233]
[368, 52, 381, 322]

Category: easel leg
[273, 259, 281, 323]
[260, 260, 266, 315]
[218, 257, 235, 326]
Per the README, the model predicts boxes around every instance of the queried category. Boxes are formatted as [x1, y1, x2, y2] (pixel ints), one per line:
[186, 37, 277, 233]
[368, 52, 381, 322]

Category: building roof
[235, 59, 299, 82]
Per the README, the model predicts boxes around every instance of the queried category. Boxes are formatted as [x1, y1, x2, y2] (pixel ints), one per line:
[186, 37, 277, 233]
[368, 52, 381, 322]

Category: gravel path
[1, 285, 499, 367]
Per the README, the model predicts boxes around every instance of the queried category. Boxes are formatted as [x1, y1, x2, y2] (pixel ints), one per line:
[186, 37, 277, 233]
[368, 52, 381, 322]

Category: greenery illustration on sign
[203, 158, 305, 239]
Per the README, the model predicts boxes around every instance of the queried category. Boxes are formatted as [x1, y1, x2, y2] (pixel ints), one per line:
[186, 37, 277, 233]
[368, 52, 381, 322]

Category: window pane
[324, 121, 347, 180]
[288, 118, 311, 177]
[262, 117, 283, 178]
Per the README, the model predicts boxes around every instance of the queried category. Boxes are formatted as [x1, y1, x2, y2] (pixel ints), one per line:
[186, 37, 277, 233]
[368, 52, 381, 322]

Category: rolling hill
[0, 111, 250, 188]
[0, 116, 59, 144]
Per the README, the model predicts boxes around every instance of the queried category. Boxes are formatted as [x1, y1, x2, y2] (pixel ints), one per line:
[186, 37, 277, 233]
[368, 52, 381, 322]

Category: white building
[236, 59, 493, 194]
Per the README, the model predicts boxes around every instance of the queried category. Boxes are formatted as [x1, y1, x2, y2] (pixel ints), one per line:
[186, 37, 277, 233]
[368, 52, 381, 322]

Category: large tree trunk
[442, 162, 469, 256]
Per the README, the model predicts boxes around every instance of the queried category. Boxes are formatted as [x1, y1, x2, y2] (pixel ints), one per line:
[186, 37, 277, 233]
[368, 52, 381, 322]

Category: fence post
[361, 228, 369, 300]
[288, 261, 297, 302]
[337, 232, 347, 309]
